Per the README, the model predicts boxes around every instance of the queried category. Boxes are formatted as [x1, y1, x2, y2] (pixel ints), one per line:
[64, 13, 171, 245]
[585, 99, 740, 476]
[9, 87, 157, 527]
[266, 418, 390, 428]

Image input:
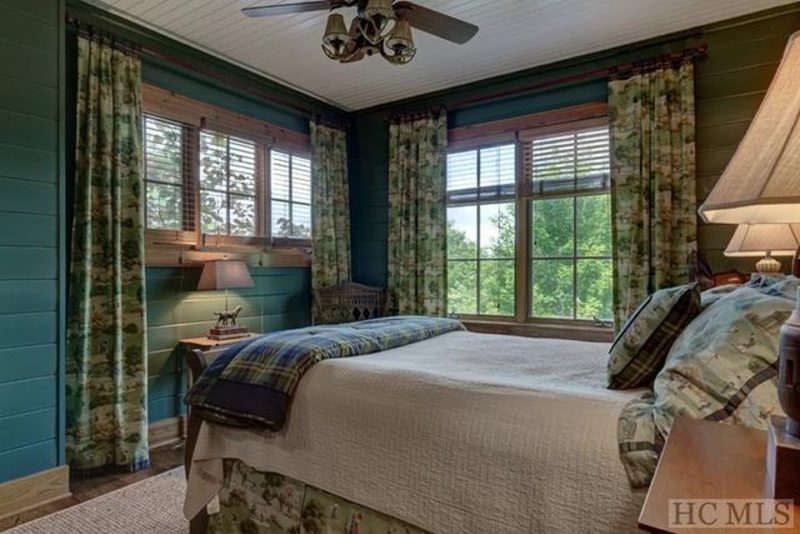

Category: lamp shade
[699, 31, 800, 224]
[197, 260, 254, 291]
[724, 224, 800, 257]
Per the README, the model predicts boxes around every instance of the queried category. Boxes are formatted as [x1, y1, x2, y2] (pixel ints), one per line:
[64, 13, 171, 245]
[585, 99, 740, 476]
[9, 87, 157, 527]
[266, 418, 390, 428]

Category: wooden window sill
[460, 318, 614, 343]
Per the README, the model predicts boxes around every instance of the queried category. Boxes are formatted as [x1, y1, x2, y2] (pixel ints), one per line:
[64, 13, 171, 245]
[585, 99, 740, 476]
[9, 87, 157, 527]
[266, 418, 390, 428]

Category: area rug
[7, 467, 188, 533]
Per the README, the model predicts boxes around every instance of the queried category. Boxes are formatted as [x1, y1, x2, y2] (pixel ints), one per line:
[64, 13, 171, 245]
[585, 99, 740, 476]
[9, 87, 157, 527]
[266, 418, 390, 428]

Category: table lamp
[197, 260, 254, 340]
[698, 30, 800, 500]
[723, 224, 800, 274]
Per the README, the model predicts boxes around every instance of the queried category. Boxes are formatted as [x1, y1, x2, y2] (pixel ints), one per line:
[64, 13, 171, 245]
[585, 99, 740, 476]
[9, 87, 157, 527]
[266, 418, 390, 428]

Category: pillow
[607, 283, 701, 390]
[700, 283, 741, 309]
[617, 392, 661, 488]
[653, 286, 791, 440]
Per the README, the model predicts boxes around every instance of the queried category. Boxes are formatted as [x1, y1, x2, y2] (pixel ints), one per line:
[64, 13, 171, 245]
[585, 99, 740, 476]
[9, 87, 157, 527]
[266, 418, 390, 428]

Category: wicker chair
[312, 282, 388, 325]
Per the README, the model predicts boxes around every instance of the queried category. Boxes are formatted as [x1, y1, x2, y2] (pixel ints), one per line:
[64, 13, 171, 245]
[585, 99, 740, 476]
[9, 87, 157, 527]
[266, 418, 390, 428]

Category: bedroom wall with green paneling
[349, 4, 800, 287]
[0, 0, 65, 484]
[145, 266, 311, 421]
[63, 1, 346, 425]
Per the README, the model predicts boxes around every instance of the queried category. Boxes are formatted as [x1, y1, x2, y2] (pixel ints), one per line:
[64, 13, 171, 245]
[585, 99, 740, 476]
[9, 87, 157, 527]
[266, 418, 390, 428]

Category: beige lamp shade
[724, 224, 800, 257]
[699, 31, 800, 224]
[197, 260, 254, 290]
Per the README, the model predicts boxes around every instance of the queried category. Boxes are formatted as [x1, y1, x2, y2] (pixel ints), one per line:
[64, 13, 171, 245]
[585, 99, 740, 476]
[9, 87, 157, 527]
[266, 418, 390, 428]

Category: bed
[183, 329, 648, 533]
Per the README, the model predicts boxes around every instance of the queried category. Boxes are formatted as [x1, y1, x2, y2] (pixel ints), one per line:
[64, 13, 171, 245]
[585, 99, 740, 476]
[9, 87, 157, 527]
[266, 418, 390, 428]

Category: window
[143, 115, 188, 231]
[445, 115, 613, 325]
[199, 131, 258, 237]
[270, 149, 312, 240]
[525, 125, 612, 322]
[446, 144, 516, 316]
[142, 108, 311, 248]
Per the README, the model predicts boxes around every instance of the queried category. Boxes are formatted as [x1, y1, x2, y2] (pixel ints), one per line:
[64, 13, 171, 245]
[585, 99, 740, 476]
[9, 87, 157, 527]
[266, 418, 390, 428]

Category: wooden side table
[640, 417, 800, 533]
[179, 333, 260, 386]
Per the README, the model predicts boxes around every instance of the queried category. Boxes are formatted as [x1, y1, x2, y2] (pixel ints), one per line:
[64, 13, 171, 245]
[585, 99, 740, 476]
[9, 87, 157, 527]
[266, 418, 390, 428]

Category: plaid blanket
[184, 315, 464, 429]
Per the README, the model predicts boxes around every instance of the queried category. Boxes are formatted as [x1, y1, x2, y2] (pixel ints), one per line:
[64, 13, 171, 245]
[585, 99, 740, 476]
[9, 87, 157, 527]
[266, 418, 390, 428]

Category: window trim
[445, 103, 613, 332]
[141, 84, 312, 266]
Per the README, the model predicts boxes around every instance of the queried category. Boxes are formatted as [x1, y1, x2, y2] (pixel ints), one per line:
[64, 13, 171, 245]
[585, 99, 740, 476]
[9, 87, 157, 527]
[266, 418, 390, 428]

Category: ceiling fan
[242, 0, 479, 65]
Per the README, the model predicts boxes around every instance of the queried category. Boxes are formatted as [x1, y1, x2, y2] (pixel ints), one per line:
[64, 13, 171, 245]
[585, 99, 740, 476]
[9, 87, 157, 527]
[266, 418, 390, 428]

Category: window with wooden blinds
[143, 114, 194, 232]
[270, 148, 311, 242]
[444, 108, 613, 331]
[521, 124, 610, 198]
[199, 130, 259, 237]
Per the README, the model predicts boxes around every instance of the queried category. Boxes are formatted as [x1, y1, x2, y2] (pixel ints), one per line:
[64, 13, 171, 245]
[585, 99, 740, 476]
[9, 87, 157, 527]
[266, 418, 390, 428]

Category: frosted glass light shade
[699, 31, 800, 224]
[724, 224, 800, 257]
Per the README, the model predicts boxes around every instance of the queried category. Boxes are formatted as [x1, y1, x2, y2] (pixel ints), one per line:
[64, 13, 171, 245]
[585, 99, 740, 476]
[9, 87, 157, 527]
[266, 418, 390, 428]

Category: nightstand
[179, 333, 260, 384]
[639, 417, 800, 533]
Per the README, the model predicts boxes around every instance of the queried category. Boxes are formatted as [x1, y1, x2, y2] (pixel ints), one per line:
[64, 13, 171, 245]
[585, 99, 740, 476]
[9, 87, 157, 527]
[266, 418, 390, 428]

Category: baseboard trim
[0, 465, 71, 521]
[149, 416, 185, 450]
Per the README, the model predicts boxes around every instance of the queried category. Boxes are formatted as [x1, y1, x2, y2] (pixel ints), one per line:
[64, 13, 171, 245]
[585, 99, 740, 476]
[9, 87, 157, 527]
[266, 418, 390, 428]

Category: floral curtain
[387, 111, 448, 316]
[609, 58, 698, 329]
[66, 35, 149, 473]
[310, 121, 351, 290]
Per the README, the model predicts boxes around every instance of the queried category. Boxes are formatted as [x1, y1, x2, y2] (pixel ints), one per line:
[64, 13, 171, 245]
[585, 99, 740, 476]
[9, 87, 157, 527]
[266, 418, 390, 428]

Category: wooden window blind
[520, 119, 610, 199]
[445, 143, 517, 317]
[199, 130, 259, 237]
[143, 114, 196, 234]
[270, 148, 312, 243]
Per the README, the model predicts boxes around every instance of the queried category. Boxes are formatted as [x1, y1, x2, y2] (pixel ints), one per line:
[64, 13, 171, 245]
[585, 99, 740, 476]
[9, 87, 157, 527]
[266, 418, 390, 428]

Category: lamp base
[208, 325, 249, 340]
[756, 253, 783, 273]
[767, 415, 800, 500]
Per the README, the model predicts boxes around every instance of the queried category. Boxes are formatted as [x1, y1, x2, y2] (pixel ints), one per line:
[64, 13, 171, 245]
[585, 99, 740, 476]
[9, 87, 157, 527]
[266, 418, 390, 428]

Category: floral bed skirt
[209, 459, 430, 533]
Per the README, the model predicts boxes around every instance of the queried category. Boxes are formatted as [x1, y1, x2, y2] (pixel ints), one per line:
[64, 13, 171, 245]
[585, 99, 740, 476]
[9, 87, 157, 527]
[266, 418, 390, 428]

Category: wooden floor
[0, 443, 184, 531]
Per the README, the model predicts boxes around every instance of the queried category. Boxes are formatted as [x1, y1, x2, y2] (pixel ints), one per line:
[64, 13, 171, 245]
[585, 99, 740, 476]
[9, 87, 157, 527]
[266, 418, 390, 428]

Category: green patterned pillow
[653, 287, 791, 436]
[607, 284, 701, 390]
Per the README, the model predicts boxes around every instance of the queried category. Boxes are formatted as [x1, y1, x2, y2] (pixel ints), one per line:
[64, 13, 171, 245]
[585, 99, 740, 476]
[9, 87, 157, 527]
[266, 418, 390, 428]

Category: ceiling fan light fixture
[363, 0, 395, 29]
[244, 0, 477, 66]
[322, 13, 351, 57]
[384, 18, 415, 61]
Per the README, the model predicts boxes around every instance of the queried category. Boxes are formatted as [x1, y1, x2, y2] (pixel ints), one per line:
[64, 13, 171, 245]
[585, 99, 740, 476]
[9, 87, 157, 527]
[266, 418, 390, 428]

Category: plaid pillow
[607, 283, 701, 389]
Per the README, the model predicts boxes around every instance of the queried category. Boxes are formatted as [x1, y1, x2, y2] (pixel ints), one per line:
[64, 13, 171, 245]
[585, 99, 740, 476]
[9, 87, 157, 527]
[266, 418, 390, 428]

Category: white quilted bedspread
[185, 331, 647, 533]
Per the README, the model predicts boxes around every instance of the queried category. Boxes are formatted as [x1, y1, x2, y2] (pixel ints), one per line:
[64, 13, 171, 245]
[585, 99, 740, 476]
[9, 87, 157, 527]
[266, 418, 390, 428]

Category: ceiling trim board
[76, 0, 353, 111]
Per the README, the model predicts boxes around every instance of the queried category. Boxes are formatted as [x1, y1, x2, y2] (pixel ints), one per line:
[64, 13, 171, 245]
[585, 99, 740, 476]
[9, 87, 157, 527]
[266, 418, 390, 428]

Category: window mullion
[515, 138, 527, 323]
[225, 136, 231, 235]
[475, 151, 481, 315]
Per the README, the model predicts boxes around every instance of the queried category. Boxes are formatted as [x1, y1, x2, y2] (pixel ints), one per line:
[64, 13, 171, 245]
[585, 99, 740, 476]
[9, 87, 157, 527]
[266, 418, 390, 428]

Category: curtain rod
[446, 44, 708, 111]
[66, 15, 348, 125]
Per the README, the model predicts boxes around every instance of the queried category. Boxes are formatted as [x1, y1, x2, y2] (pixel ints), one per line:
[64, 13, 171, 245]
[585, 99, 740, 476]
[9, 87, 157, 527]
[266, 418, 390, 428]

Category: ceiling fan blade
[242, 1, 331, 17]
[393, 1, 478, 45]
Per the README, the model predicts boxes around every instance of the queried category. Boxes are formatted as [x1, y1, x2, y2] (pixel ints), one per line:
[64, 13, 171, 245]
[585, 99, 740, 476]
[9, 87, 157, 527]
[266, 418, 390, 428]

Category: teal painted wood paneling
[0, 213, 57, 246]
[1, 0, 59, 24]
[0, 280, 57, 314]
[0, 408, 56, 453]
[144, 265, 312, 423]
[0, 5, 58, 53]
[0, 344, 57, 384]
[0, 247, 57, 279]
[0, 144, 57, 183]
[0, 440, 57, 482]
[0, 0, 62, 484]
[0, 177, 57, 215]
[0, 110, 58, 152]
[349, 5, 800, 285]
[0, 40, 57, 87]
[0, 75, 58, 120]
[0, 376, 56, 418]
[0, 312, 57, 348]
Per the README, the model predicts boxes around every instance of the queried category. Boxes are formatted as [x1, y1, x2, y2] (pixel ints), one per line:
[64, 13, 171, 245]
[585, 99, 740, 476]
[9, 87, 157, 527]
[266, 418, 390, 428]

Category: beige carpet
[8, 467, 188, 534]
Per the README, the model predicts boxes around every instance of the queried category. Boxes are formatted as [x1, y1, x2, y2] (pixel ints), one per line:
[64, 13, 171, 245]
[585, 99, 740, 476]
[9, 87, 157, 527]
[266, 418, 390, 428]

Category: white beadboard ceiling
[85, 0, 797, 110]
